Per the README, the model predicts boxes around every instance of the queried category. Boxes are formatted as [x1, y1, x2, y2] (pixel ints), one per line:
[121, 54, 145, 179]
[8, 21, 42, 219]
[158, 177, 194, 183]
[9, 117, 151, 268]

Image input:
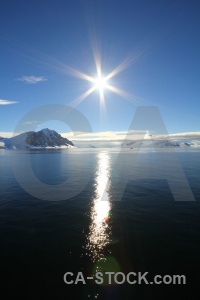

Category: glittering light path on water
[86, 152, 112, 262]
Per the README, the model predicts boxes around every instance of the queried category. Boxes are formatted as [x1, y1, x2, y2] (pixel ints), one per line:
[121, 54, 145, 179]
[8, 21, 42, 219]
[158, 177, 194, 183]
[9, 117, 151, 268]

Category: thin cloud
[23, 121, 39, 125]
[17, 75, 47, 84]
[0, 99, 18, 105]
[62, 130, 147, 141]
[61, 130, 200, 142]
[0, 132, 20, 138]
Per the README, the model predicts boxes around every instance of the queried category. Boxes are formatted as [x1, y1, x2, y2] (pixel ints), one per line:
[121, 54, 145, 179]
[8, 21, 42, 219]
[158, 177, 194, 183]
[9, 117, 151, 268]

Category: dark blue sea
[0, 148, 200, 299]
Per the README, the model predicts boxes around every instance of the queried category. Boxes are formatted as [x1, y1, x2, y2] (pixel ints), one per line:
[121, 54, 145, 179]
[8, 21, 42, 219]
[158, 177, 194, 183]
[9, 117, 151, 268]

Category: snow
[0, 141, 5, 148]
[41, 128, 53, 138]
[41, 128, 58, 138]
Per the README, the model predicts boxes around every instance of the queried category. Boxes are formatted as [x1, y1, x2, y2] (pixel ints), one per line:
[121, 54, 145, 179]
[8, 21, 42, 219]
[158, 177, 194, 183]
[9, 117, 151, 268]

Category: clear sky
[0, 0, 199, 136]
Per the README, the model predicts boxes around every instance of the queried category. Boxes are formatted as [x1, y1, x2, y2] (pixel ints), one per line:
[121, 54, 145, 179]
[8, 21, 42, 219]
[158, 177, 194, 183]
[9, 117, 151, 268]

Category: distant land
[0, 129, 200, 149]
[63, 131, 200, 148]
[73, 138, 200, 149]
[0, 128, 74, 149]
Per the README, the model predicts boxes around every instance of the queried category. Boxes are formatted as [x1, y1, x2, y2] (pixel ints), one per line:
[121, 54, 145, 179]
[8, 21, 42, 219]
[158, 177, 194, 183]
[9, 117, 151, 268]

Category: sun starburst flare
[11, 37, 150, 108]
[68, 57, 143, 108]
[10, 37, 149, 108]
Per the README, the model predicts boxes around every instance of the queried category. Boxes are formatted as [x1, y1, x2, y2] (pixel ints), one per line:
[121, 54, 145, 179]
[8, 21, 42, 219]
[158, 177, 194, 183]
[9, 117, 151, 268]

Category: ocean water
[0, 148, 200, 299]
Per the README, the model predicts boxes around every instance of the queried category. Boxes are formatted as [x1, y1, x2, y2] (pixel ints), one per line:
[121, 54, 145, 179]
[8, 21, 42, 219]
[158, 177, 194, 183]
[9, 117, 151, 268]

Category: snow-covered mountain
[0, 128, 74, 149]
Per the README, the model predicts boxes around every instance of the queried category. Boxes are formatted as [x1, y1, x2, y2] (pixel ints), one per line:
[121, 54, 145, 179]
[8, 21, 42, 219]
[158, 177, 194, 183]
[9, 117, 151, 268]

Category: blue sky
[0, 0, 199, 136]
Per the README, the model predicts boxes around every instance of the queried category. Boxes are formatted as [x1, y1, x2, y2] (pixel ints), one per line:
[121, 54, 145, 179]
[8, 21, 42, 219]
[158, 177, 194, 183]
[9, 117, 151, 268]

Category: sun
[65, 50, 141, 107]
[94, 75, 108, 92]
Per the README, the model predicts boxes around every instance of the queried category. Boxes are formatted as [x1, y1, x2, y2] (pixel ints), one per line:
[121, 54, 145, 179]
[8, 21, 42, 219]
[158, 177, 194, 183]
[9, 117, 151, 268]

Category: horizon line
[1, 129, 200, 140]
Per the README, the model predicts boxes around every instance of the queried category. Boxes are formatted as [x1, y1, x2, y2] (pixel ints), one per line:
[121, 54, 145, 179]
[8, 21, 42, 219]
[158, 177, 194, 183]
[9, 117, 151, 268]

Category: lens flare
[68, 49, 146, 108]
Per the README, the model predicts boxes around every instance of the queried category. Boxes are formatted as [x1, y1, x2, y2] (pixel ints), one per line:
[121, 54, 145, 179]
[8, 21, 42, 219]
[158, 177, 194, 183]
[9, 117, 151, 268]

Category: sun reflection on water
[86, 152, 112, 262]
